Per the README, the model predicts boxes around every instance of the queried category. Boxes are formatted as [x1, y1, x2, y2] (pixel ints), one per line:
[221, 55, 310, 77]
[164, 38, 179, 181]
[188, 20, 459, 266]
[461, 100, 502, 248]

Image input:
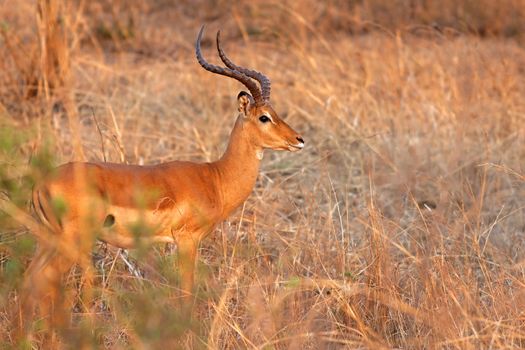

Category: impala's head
[196, 26, 304, 153]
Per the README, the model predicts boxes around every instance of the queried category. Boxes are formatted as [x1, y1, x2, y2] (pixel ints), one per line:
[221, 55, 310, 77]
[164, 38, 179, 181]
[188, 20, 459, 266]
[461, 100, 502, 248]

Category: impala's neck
[212, 115, 262, 216]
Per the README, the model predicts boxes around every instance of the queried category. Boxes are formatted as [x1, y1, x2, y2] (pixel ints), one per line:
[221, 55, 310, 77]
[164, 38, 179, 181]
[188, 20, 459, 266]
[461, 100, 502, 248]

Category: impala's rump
[31, 185, 63, 235]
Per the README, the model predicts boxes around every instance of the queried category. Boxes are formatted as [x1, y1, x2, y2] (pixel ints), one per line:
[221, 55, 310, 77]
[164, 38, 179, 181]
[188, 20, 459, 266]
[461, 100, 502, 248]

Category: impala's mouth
[287, 142, 304, 151]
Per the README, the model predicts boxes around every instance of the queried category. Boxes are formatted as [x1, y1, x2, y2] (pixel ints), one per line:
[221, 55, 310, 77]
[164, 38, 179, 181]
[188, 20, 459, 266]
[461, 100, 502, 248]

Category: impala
[22, 26, 304, 327]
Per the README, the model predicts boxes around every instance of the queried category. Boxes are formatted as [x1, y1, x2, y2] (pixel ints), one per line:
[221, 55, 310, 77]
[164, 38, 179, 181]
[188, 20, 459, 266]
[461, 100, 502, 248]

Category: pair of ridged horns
[196, 26, 271, 107]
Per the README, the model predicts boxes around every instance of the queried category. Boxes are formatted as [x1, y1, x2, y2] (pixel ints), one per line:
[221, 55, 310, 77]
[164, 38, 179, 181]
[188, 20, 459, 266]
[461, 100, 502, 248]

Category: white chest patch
[256, 149, 264, 160]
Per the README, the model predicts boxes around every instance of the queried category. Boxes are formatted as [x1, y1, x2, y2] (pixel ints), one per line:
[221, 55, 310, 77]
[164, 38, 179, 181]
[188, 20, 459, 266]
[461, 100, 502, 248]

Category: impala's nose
[294, 136, 305, 150]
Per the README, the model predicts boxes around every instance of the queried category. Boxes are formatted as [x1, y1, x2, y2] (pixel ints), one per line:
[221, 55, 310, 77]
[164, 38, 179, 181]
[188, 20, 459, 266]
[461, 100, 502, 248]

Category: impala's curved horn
[216, 30, 271, 103]
[196, 26, 264, 106]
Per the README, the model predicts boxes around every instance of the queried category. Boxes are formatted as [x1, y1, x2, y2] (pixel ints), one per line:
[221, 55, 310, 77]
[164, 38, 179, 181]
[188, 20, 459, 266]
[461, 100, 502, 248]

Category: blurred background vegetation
[1, 0, 524, 348]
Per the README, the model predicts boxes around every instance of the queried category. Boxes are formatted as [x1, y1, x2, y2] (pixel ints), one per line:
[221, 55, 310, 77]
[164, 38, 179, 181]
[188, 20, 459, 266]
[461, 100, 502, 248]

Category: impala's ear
[237, 91, 254, 115]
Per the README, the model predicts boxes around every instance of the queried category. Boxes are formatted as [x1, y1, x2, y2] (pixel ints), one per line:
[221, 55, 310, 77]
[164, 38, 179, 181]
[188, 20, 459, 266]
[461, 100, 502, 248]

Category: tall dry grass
[1, 0, 525, 348]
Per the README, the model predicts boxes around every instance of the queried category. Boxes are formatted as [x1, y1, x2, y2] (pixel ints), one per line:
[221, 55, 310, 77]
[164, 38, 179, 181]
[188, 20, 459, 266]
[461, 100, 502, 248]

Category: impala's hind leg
[176, 237, 198, 316]
[15, 242, 75, 348]
[17, 245, 48, 334]
[23, 246, 75, 328]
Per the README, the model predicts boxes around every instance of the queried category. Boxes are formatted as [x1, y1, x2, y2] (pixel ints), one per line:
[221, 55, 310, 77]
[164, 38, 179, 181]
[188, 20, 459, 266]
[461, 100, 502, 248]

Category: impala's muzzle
[288, 136, 305, 151]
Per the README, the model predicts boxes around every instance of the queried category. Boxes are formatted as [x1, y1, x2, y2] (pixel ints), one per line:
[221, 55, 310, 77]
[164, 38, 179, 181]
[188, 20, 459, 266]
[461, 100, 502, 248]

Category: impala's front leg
[176, 236, 198, 306]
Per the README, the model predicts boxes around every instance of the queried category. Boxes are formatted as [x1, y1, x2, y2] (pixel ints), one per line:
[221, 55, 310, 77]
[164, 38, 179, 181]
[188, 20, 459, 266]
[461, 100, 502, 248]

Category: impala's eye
[259, 115, 271, 123]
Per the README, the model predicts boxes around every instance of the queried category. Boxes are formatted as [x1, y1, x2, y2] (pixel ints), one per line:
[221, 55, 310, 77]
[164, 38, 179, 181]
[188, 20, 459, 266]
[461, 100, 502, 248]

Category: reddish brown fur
[21, 28, 304, 339]
[23, 80, 304, 338]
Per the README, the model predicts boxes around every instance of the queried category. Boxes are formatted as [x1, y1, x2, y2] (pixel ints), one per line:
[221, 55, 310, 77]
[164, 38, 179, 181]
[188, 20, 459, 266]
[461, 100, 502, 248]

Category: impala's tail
[31, 186, 62, 234]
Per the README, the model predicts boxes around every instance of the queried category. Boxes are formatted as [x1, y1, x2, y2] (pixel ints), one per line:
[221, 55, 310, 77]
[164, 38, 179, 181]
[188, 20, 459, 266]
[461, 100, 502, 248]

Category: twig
[118, 249, 145, 281]
[91, 107, 107, 162]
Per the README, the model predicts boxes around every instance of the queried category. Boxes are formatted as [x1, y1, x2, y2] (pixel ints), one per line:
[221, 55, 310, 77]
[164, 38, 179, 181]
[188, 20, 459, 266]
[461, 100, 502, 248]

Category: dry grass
[1, 0, 525, 348]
